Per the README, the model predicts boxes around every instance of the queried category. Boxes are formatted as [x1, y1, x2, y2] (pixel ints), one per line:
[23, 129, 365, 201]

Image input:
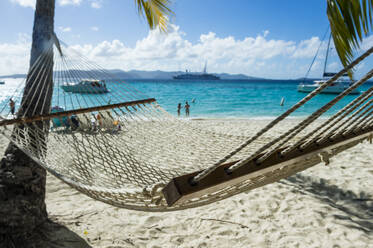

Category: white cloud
[91, 26, 99, 31]
[10, 0, 35, 8]
[291, 37, 322, 58]
[59, 25, 321, 78]
[0, 35, 31, 75]
[2, 25, 372, 79]
[11, 0, 82, 8]
[90, 0, 102, 9]
[59, 26, 72, 32]
[58, 0, 82, 6]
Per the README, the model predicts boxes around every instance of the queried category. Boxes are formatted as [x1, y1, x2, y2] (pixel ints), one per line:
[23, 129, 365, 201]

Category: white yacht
[298, 34, 360, 95]
[298, 74, 360, 95]
[61, 79, 109, 94]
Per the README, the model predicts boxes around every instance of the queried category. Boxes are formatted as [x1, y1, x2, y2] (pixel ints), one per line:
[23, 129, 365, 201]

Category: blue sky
[1, 0, 373, 79]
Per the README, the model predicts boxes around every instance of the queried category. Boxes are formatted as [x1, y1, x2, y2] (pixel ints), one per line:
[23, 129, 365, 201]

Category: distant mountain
[110, 70, 264, 80]
[126, 70, 178, 79]
[0, 74, 26, 79]
[216, 73, 262, 80]
[0, 69, 266, 80]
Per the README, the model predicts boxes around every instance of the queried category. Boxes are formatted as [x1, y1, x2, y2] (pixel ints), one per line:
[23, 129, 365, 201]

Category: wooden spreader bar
[162, 127, 373, 206]
[0, 98, 156, 127]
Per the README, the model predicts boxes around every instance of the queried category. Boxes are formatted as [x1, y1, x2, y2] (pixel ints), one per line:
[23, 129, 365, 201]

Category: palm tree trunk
[0, 0, 55, 240]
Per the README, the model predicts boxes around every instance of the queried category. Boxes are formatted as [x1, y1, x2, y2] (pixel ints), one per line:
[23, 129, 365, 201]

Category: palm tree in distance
[0, 0, 372, 246]
[0, 0, 172, 246]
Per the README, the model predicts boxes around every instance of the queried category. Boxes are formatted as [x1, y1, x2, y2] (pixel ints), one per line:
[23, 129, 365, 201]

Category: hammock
[1, 38, 373, 212]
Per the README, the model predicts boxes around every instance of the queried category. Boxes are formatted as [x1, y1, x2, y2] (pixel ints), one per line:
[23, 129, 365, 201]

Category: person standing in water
[185, 101, 190, 117]
[177, 103, 182, 117]
[9, 98, 15, 115]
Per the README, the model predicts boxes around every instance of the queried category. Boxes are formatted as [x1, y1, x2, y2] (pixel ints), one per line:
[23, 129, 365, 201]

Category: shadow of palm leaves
[281, 173, 373, 234]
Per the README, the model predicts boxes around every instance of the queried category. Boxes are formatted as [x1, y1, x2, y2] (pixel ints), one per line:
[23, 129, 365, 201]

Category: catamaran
[298, 34, 360, 95]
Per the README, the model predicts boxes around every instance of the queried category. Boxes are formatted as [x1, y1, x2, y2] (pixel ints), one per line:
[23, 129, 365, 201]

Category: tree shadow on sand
[281, 173, 373, 234]
[0, 219, 91, 248]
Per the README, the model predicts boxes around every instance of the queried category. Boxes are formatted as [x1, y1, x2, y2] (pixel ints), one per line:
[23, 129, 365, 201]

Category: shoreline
[189, 115, 329, 121]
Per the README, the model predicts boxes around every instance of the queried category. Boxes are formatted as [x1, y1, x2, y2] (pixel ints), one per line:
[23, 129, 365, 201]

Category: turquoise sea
[124, 79, 370, 119]
[0, 78, 370, 119]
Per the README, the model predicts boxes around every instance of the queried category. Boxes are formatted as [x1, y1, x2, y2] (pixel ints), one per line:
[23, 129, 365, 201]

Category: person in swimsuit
[177, 103, 182, 117]
[9, 98, 15, 115]
[185, 101, 190, 117]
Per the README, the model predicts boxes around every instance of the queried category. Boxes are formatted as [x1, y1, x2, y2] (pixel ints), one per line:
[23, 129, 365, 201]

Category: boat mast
[323, 33, 332, 76]
[203, 61, 207, 74]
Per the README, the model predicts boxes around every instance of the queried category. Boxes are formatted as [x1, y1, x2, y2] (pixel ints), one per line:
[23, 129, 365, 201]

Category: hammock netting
[1, 39, 373, 211]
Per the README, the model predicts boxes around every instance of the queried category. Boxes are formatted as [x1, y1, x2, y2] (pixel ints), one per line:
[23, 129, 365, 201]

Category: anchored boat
[298, 77, 360, 95]
[298, 33, 360, 95]
[173, 62, 220, 80]
[61, 79, 109, 94]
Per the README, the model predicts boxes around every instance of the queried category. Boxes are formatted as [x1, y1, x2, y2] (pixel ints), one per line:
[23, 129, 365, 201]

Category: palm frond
[327, 0, 373, 76]
[135, 0, 173, 32]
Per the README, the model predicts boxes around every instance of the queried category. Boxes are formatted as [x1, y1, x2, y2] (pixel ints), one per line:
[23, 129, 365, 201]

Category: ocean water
[124, 79, 370, 119]
[0, 78, 370, 119]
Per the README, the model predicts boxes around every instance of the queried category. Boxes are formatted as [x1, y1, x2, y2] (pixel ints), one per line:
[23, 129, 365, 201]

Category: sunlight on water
[124, 79, 369, 119]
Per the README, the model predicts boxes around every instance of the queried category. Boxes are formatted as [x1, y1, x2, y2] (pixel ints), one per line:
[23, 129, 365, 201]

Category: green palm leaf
[135, 0, 173, 32]
[327, 0, 373, 76]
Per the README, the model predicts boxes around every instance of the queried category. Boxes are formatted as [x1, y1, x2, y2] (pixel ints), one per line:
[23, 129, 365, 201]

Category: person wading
[185, 101, 190, 117]
[177, 103, 182, 117]
[9, 98, 15, 115]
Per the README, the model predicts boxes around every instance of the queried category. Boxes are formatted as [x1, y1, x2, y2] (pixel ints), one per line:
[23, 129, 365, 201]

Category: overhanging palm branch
[327, 0, 373, 75]
[135, 0, 173, 31]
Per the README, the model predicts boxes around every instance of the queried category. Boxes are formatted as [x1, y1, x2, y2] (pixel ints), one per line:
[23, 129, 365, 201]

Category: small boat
[61, 79, 109, 94]
[0, 81, 5, 85]
[298, 33, 360, 95]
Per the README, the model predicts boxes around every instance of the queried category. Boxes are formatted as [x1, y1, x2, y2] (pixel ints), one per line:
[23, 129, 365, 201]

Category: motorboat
[61, 79, 109, 94]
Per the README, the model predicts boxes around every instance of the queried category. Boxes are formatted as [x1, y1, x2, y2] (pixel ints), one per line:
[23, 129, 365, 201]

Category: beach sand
[2, 119, 373, 247]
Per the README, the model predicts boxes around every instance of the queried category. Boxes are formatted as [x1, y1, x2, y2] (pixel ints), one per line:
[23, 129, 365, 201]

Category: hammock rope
[298, 91, 373, 150]
[254, 68, 373, 164]
[1, 37, 373, 211]
[193, 46, 373, 182]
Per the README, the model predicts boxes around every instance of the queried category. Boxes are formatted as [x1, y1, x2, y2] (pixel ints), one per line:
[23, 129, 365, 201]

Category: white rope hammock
[1, 38, 373, 211]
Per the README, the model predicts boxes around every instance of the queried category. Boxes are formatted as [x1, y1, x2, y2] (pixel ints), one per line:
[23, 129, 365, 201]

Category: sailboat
[297, 34, 360, 95]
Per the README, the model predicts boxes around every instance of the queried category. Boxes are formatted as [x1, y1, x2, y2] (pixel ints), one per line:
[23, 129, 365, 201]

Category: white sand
[3, 119, 373, 247]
